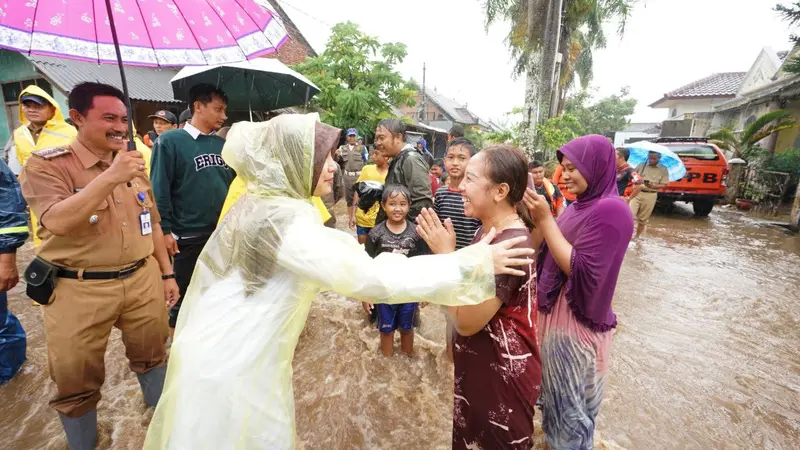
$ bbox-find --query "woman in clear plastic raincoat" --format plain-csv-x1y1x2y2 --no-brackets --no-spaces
144,114,532,449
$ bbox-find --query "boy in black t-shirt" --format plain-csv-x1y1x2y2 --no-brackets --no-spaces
364,185,428,356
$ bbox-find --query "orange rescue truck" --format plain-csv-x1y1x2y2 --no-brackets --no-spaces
653,137,729,217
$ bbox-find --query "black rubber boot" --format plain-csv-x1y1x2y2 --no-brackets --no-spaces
58,409,97,450
136,364,167,407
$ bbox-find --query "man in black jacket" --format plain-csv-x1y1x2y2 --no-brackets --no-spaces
374,118,432,224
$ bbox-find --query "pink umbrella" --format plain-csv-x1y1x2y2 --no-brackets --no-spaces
0,0,290,147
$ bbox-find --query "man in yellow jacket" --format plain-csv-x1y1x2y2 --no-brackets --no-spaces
12,85,76,247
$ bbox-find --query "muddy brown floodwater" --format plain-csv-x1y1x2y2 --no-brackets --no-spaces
2,203,799,449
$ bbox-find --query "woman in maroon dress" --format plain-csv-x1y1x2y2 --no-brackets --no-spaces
417,144,541,449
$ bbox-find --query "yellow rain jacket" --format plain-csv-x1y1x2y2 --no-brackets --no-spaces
14,85,76,247
130,124,152,175
145,114,496,449
220,178,331,224
13,85,76,166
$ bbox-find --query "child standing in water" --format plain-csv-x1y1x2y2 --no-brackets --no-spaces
365,185,428,356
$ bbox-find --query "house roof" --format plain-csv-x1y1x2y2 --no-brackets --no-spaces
620,122,661,133
28,55,182,103
425,88,479,125
264,0,317,58
650,72,746,107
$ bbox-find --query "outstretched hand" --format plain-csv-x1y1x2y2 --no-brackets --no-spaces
483,228,534,277
416,208,456,254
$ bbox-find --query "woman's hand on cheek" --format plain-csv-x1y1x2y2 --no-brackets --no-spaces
523,188,553,223
416,208,456,254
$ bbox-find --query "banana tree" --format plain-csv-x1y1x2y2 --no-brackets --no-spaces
708,110,798,161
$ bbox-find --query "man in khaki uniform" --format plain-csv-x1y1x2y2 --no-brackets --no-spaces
334,128,367,227
19,82,179,450
630,151,670,240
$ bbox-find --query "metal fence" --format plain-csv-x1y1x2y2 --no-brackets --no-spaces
740,168,794,214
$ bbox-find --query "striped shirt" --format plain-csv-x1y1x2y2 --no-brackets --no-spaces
434,185,482,250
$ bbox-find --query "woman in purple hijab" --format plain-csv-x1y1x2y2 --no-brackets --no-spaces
523,135,633,450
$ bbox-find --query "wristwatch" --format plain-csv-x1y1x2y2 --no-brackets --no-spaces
162,273,176,280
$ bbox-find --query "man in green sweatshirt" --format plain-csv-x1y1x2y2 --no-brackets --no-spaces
150,84,234,335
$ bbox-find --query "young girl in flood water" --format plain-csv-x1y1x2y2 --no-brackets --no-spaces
418,144,542,449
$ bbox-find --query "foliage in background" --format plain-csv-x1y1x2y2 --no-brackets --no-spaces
556,0,634,114
483,88,634,158
775,2,800,74
708,110,798,160
537,114,583,154
293,22,417,136
564,87,636,135
762,148,800,177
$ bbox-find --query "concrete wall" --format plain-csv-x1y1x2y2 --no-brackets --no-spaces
774,100,800,153
0,50,68,146
670,99,729,118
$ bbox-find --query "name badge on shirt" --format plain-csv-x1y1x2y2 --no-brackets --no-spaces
140,211,153,236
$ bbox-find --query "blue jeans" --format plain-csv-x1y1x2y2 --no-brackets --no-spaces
0,291,26,384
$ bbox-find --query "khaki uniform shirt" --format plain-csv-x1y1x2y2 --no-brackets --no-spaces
19,139,161,270
337,144,365,174
636,163,669,193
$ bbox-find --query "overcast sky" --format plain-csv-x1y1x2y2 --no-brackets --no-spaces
272,0,797,124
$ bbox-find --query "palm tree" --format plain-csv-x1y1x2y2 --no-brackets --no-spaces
555,0,632,115
485,0,549,152
708,110,798,160
485,0,633,151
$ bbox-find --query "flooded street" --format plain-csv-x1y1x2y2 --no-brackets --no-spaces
2,203,799,449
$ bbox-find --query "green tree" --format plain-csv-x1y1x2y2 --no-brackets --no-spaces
564,87,636,135
555,0,633,115
537,113,583,155
708,110,798,160
775,2,800,74
293,22,417,135
484,0,634,152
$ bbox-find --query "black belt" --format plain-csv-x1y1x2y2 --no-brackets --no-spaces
57,259,147,280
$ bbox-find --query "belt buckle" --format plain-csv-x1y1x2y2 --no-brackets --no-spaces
118,264,138,279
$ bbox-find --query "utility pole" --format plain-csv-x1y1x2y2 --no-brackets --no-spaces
420,62,428,123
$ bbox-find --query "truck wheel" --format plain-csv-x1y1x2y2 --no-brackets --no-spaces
693,199,715,217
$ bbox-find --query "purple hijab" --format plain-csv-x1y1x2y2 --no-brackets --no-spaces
536,135,634,332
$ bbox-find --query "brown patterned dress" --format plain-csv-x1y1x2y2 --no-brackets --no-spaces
452,228,541,449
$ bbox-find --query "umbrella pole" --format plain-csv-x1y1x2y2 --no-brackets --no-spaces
249,75,254,122
104,0,136,152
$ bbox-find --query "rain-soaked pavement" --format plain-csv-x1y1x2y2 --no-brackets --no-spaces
1,202,799,449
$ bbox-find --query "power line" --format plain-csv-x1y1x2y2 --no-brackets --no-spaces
273,0,332,28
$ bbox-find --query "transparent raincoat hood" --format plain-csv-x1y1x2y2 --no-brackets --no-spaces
145,114,497,449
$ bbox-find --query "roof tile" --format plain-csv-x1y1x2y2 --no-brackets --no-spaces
665,72,746,98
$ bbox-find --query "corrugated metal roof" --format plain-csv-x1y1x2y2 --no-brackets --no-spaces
28,55,182,103
665,72,746,98
425,88,478,124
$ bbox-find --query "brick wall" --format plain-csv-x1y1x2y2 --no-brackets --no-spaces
265,0,316,67
266,39,312,66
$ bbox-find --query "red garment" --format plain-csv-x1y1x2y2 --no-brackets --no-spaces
429,174,439,195
616,163,643,198
453,228,542,449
